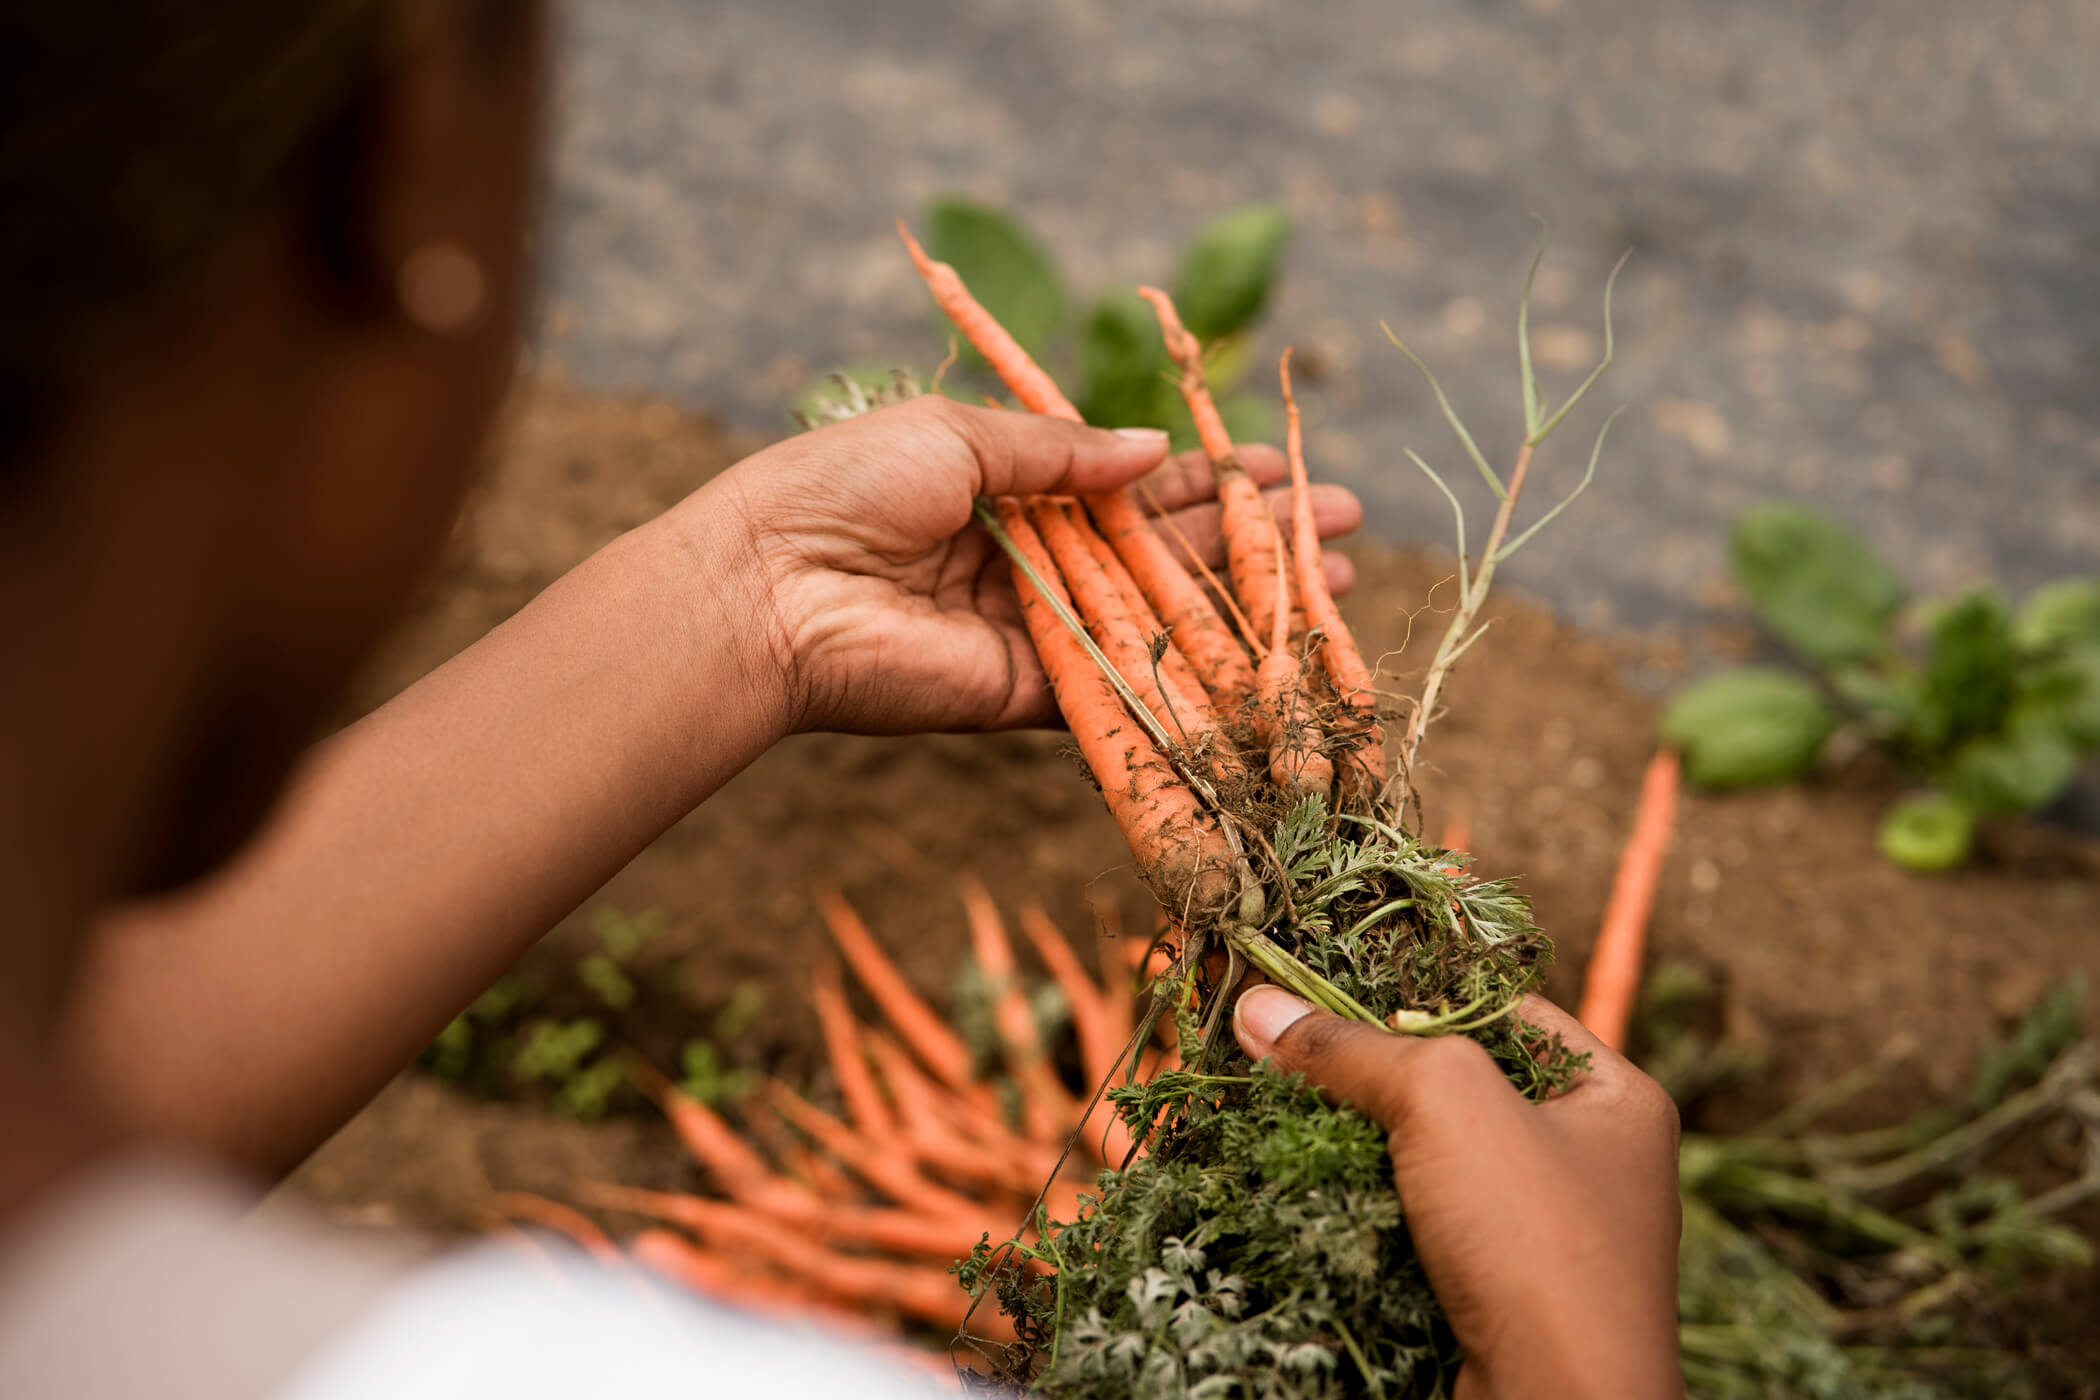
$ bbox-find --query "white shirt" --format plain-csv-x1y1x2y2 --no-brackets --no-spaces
0,1156,943,1400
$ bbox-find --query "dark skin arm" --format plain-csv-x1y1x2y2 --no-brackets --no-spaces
1235,986,1686,1399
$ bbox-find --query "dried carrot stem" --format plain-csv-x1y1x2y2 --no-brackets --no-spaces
1576,750,1682,1050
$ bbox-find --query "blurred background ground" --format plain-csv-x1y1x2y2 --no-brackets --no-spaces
540,0,2100,636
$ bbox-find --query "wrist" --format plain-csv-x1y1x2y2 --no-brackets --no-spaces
626,480,800,774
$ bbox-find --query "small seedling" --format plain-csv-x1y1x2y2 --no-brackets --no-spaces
1663,503,2100,869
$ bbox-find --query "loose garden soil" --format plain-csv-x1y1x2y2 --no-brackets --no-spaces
279,379,2100,1387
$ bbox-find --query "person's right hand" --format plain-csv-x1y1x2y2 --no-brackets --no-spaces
1234,987,1684,1400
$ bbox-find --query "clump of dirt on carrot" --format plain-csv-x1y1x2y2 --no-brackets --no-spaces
889,222,1629,1395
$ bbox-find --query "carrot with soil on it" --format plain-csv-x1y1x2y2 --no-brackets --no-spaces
897,224,1258,710
1576,748,1682,1051
1251,537,1334,802
1137,285,1290,648
1281,348,1386,786
989,505,1241,919
1071,507,1215,724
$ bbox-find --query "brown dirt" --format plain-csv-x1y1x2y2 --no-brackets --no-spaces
283,379,2100,1377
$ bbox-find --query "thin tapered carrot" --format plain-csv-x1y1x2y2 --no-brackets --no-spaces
810,959,899,1143
958,873,1081,1145
999,505,1240,919
1577,749,1682,1051
1071,504,1214,723
591,1183,994,1265
1018,903,1118,1091
1135,480,1268,660
1138,285,1289,648
626,1228,901,1342
1281,348,1386,788
486,1192,624,1266
865,1032,1058,1188
766,1079,985,1221
897,224,1256,708
628,1058,811,1215
1252,540,1335,802
900,223,1078,420
816,887,983,1104
1029,498,1224,759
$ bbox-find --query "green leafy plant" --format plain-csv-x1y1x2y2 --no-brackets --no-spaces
823,196,1291,448
1663,503,2100,869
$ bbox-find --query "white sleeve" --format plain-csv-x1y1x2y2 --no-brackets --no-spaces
276,1240,955,1400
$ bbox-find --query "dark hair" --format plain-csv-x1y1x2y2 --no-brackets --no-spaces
0,2,518,470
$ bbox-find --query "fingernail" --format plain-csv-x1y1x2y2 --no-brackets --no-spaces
1234,986,1314,1056
1112,426,1169,443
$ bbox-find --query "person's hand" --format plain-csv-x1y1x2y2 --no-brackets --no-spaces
697,395,1364,735
1234,987,1684,1400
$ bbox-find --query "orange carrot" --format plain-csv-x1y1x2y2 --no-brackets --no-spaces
897,224,1256,710
628,1058,813,1216
1138,285,1289,648
593,1184,995,1266
1018,903,1119,1091
810,959,899,1143
1072,506,1213,723
1028,498,1225,760
1576,749,1682,1050
627,1228,901,1343
1280,348,1386,788
1437,807,1473,857
1252,540,1334,802
486,1192,625,1265
865,1032,1058,1188
999,506,1240,920
766,1080,985,1221
958,873,1081,1144
817,887,984,1104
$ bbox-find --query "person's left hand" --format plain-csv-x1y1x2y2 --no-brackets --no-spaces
689,395,1365,736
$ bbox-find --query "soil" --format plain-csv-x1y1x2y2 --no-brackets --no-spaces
283,379,2100,1384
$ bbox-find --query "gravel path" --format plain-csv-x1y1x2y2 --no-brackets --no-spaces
541,0,2099,636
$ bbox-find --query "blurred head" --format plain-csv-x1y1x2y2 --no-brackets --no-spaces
0,2,547,914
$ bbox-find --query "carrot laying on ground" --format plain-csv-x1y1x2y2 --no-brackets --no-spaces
1137,285,1290,649
899,225,1259,710
1576,748,1682,1050
627,1059,814,1218
1018,902,1119,1091
958,872,1081,1144
1280,348,1387,786
810,959,899,1143
593,1183,996,1266
765,1079,986,1221
817,886,984,1103
864,1031,1058,1191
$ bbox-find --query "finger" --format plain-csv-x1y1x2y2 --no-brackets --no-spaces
1520,993,1681,1156
1138,443,1289,513
907,398,1171,497
1233,987,1522,1137
1323,552,1356,598
1154,486,1363,571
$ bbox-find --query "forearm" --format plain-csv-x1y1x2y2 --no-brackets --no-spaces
60,492,786,1177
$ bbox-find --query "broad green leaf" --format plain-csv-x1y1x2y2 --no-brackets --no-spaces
1945,713,2079,816
1729,503,1904,667
1876,793,1976,872
1661,667,1836,788
1077,290,1174,428
2013,644,2100,750
1920,589,2016,748
2014,578,2100,654
1830,664,1931,740
922,197,1065,363
1174,204,1292,341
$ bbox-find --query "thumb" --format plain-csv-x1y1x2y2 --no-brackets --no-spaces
1233,986,1515,1135
924,398,1172,496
